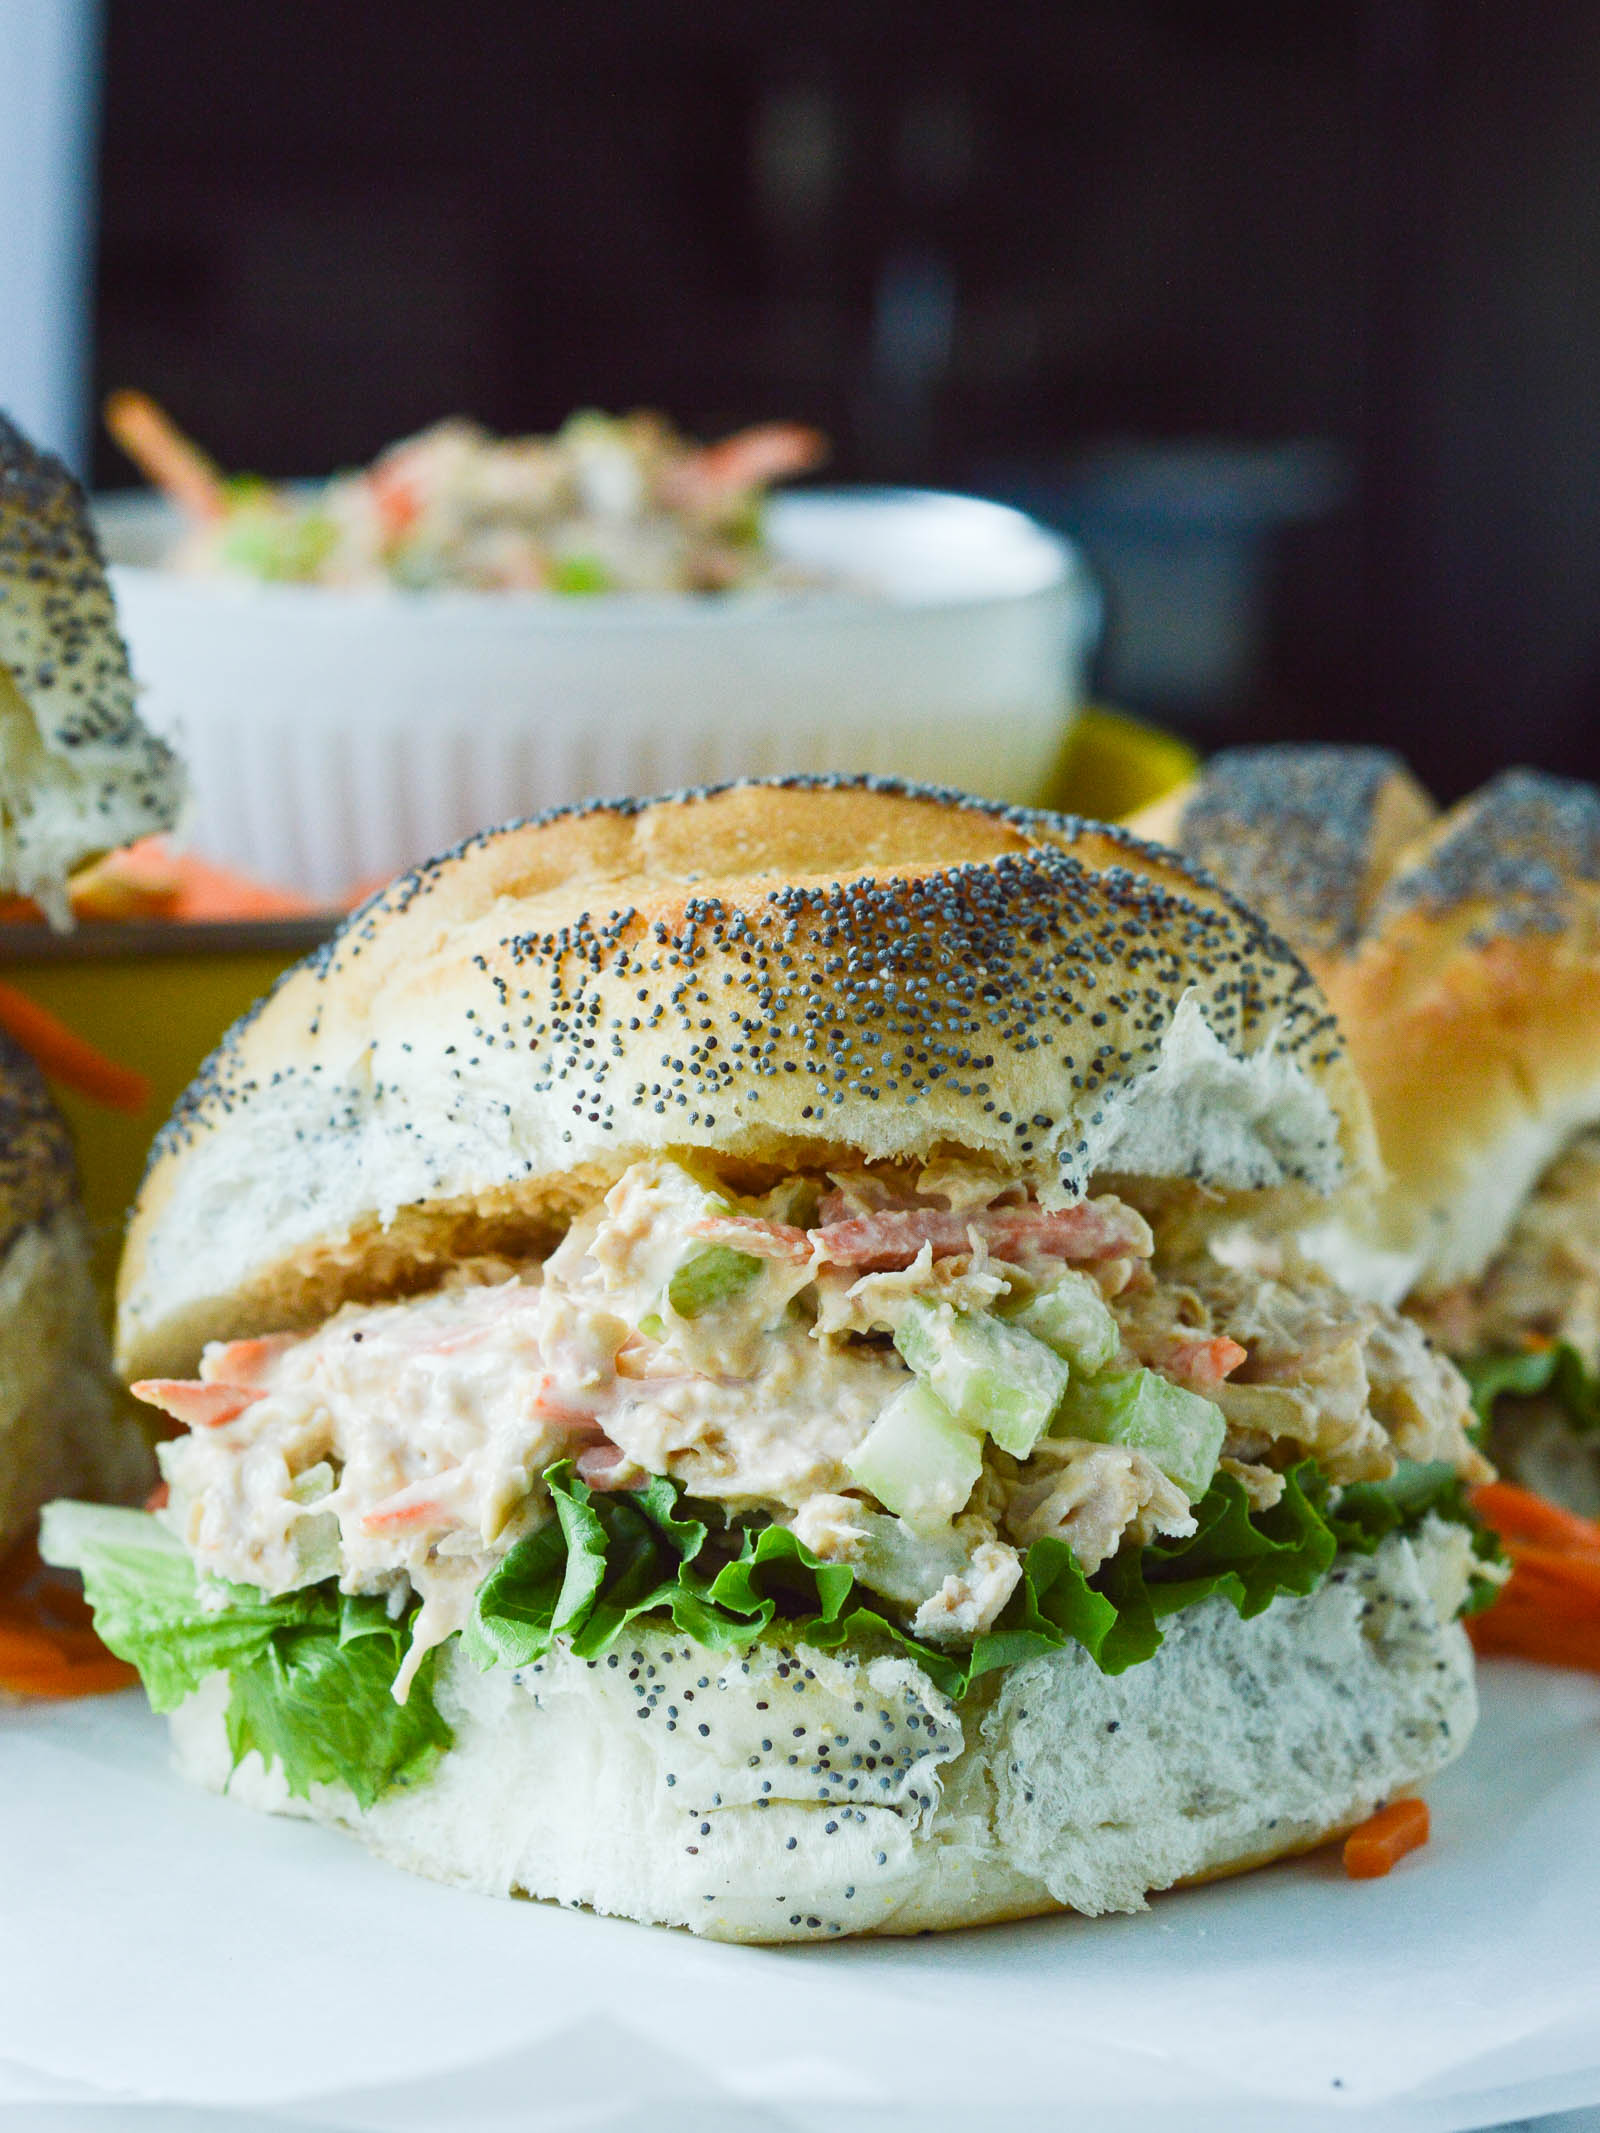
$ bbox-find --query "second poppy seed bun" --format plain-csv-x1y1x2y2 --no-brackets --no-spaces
1135,748,1600,1304
118,775,1374,1379
0,415,185,920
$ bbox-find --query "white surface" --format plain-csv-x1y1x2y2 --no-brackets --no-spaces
0,0,99,470
2,1658,1599,2131
93,489,1097,900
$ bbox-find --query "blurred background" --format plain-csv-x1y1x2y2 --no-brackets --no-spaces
7,0,1600,797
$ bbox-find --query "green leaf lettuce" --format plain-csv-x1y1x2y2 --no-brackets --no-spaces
1461,1343,1600,1440
40,1504,450,1810
466,1456,1491,1701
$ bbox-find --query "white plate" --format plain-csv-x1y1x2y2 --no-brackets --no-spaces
3,1659,1598,2131
94,489,1099,902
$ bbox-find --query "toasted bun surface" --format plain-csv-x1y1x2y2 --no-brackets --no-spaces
168,1522,1475,1942
0,415,185,920
118,776,1370,1377
0,1031,150,1547
1146,750,1600,1300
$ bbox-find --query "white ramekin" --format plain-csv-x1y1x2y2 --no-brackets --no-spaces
96,487,1098,902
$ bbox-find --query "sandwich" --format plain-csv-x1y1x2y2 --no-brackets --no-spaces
1,413,185,924
44,777,1492,1939
1136,746,1600,1513
0,1025,150,1553
0,412,186,1550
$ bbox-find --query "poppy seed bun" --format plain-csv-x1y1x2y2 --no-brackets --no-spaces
166,1519,1476,1942
1131,745,1438,958
0,1030,150,1550
0,1025,79,1255
1136,750,1600,1302
117,776,1373,1378
0,415,185,922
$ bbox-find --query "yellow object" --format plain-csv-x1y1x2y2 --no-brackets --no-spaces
1,708,1195,1300
1045,703,1198,822
1,923,326,1298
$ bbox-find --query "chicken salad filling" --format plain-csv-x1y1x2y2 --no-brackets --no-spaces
132,1154,1490,1699
1411,1127,1600,1371
1410,1126,1600,1506
120,402,833,595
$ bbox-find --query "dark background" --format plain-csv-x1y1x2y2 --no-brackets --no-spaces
90,0,1600,795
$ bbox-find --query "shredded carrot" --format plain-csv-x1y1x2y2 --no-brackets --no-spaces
0,1538,40,1598
1499,1544,1600,1613
0,1538,138,1701
104,390,227,522
1466,1482,1600,1672
3,1656,139,1699
0,981,150,1113
0,839,325,926
110,841,322,921
1471,1597,1600,1671
667,422,828,503
131,1377,262,1430
1343,1797,1430,1879
66,848,185,922
1471,1481,1600,1557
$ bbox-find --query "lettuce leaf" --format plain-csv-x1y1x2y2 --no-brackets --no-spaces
468,1456,1490,1700
1461,1343,1600,1438
1325,1459,1505,1612
42,1504,450,1810
223,1594,451,1810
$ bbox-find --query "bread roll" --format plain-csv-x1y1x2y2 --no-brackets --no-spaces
0,413,185,922
0,1029,149,1551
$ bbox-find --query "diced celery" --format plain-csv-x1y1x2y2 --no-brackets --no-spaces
549,552,612,595
1054,1368,1226,1501
666,1243,763,1319
848,1383,985,1530
287,1461,335,1505
291,1511,342,1582
848,1508,970,1608
1007,1271,1120,1373
894,1300,1070,1458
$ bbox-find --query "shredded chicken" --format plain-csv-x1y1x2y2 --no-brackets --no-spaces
1001,1440,1196,1568
787,1492,870,1560
1116,1256,1487,1486
1218,1456,1286,1510
911,1542,1023,1642
809,1241,1012,1339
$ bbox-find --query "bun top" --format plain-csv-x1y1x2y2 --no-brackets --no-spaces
1143,748,1600,1301
0,414,185,921
0,1028,79,1258
1132,745,1438,956
118,776,1370,1376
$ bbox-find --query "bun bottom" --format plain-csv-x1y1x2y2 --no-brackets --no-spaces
170,1523,1477,1943
0,1209,151,1555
